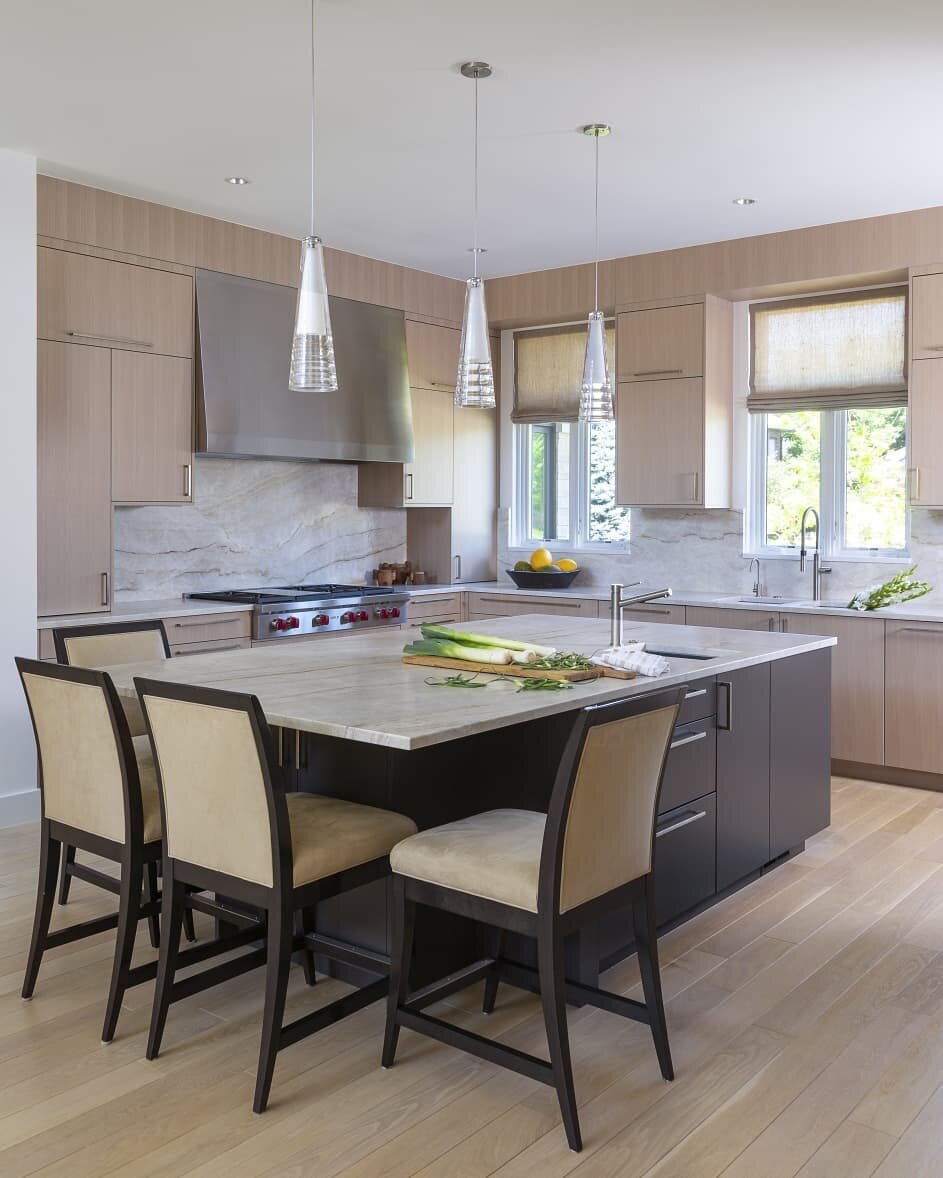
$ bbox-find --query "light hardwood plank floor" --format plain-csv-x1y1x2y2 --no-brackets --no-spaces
1,778,942,1176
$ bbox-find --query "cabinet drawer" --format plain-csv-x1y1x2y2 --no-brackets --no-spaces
170,636,251,656
603,601,686,624
407,593,464,620
466,592,597,618
659,718,716,814
38,630,56,661
403,613,463,633
161,612,252,645
654,793,717,926
678,679,716,724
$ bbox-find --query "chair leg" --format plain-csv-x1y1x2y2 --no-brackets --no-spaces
482,926,505,1014
537,925,582,1153
144,860,161,950
253,903,293,1114
22,822,61,1000
146,863,186,1061
57,843,76,905
182,894,197,944
300,905,317,987
101,854,144,1044
632,878,673,1082
381,874,415,1069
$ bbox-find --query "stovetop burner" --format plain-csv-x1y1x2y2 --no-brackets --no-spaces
185,583,397,605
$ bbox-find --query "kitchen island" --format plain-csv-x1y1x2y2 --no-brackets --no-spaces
108,615,834,985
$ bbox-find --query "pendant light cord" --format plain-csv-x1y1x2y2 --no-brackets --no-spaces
593,131,600,313
310,0,316,237
473,73,480,279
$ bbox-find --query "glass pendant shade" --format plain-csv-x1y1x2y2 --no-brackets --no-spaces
455,277,495,408
290,235,337,392
579,310,614,421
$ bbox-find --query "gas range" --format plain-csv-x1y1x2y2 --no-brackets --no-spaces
185,584,409,641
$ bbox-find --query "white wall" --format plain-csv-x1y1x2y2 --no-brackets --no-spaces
0,151,38,827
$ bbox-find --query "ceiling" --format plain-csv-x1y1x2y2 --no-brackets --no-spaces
3,0,943,279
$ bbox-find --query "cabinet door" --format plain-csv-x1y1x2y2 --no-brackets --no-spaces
38,248,193,358
911,273,943,360
617,303,704,382
908,360,943,507
716,663,771,890
780,612,883,765
686,606,780,632
451,405,496,582
405,320,461,391
112,352,193,504
885,622,943,773
38,341,112,616
603,601,686,624
616,378,703,506
405,387,453,505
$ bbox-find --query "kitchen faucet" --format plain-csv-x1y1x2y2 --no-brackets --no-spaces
749,557,761,598
799,507,831,601
610,583,673,646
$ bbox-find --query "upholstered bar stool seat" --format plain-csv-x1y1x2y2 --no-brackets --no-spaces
287,794,416,888
390,809,545,912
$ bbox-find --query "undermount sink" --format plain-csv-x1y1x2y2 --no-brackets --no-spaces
720,595,795,606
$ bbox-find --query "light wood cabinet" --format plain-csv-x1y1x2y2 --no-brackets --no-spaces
405,320,461,390
406,388,454,505
38,342,113,616
111,352,193,504
615,296,731,509
38,247,193,358
616,301,704,382
908,359,943,507
780,612,883,765
686,606,780,632
911,272,943,360
603,601,686,624
161,611,252,646
406,592,465,621
465,592,598,619
885,621,943,773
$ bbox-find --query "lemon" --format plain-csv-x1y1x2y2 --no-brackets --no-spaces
513,560,532,572
530,547,553,570
557,558,578,573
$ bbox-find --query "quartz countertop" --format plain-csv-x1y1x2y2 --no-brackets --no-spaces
106,614,834,751
36,599,253,630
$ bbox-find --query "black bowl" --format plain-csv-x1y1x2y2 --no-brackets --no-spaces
506,568,580,590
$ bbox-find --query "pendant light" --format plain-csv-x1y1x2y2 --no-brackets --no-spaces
289,0,337,393
455,61,495,409
578,123,613,422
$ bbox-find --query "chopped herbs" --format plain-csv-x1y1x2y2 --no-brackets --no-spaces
528,652,595,671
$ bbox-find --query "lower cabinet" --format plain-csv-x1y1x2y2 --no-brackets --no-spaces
654,793,717,926
686,605,780,632
885,621,943,773
716,663,771,891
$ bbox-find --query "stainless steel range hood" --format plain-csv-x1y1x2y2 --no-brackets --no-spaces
195,268,414,463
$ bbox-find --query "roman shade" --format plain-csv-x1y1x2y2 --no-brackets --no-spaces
513,323,615,423
749,287,907,413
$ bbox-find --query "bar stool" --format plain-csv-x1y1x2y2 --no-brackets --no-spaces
16,658,171,1043
52,620,194,943
135,676,418,1113
382,686,686,1153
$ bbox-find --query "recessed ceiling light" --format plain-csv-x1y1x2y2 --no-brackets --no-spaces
225,176,251,185
732,197,756,206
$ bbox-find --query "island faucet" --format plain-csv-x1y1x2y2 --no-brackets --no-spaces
610,584,673,647
799,506,832,601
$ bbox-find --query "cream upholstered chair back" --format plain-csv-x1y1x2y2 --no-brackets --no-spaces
16,658,140,846
136,679,286,889
543,688,685,916
54,622,170,737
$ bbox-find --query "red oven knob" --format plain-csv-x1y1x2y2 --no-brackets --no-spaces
271,617,287,631
377,608,390,619
390,607,401,618
286,616,300,629
313,614,330,626
357,610,369,621
340,611,353,623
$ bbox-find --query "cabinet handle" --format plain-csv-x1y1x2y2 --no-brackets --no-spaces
173,617,240,629
405,472,414,501
411,597,456,607
429,381,457,390
410,617,457,627
898,627,943,636
633,368,683,377
669,729,708,750
623,606,671,615
656,808,707,838
781,618,789,632
173,643,243,656
683,687,707,700
923,345,943,351
909,467,921,503
768,617,776,631
67,330,153,348
454,554,462,581
689,472,700,502
100,572,109,607
717,680,733,731
183,463,192,497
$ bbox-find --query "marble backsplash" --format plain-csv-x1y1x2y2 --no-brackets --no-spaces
498,507,943,606
114,458,406,601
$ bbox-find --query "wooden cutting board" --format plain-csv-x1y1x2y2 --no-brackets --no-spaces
402,654,635,681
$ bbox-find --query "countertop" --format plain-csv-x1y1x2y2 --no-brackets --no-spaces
106,614,834,751
36,598,253,630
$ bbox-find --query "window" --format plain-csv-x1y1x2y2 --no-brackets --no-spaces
748,288,908,558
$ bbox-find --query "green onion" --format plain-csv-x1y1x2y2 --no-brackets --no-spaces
425,674,489,688
419,624,555,658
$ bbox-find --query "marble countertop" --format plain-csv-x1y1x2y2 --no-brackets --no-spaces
106,614,834,751
36,599,253,630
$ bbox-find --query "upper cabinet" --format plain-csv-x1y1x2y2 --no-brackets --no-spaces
615,295,732,508
111,352,194,504
908,267,943,507
405,319,461,390
911,272,943,360
38,248,193,358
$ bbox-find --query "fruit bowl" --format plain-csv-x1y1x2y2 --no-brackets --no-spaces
506,568,580,590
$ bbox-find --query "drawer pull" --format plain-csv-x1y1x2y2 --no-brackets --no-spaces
412,597,456,606
923,344,943,351
173,617,241,629
623,606,671,616
67,330,153,348
717,680,733,731
656,809,707,838
183,463,192,497
898,627,943,635
670,729,708,751
633,368,683,377
684,688,708,700
479,595,583,609
173,643,243,655
410,618,457,627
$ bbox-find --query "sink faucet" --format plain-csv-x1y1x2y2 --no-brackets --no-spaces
610,584,673,647
749,557,761,598
799,507,832,601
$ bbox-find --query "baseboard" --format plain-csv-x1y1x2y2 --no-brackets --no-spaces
832,759,943,792
0,788,40,828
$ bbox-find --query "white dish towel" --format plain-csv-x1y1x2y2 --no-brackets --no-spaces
593,643,672,678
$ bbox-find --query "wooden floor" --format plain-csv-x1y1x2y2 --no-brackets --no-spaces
2,778,943,1176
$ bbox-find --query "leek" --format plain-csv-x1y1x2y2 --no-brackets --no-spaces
419,623,556,658
403,639,512,665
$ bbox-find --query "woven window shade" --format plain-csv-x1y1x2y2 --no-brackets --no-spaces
512,323,615,423
749,288,907,413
